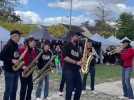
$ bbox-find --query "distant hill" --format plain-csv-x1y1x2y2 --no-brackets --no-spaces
0,21,38,36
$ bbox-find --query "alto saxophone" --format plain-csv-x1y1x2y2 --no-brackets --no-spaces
12,48,28,71
81,38,93,74
22,49,43,78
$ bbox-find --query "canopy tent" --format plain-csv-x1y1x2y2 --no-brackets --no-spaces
0,27,10,41
131,41,134,47
121,37,131,42
90,33,105,43
105,35,121,46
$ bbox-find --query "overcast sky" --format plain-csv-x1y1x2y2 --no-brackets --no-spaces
15,0,134,25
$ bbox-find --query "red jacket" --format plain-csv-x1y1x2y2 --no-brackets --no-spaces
120,48,134,68
19,47,37,66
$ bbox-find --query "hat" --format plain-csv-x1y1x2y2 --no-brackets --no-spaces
44,40,51,45
122,39,131,44
10,30,21,35
70,32,83,37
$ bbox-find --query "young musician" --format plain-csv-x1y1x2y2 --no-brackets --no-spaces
119,39,134,99
36,40,52,100
82,40,97,93
63,33,83,100
0,30,21,100
19,37,37,100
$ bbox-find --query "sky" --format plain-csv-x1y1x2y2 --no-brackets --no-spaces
15,0,134,25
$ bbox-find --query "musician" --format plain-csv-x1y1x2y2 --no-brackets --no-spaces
36,40,52,100
82,40,97,93
63,32,83,100
119,39,134,99
0,30,21,100
19,37,37,100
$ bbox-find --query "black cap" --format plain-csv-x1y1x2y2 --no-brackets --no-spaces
122,39,131,44
44,40,51,45
10,30,21,35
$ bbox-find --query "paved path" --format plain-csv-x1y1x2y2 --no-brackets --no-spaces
1,74,132,100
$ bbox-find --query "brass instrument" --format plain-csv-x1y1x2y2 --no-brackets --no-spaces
22,49,43,78
12,48,28,71
107,46,123,55
81,38,93,74
33,55,56,83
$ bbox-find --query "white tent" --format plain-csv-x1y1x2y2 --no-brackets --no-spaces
121,37,131,42
90,33,105,43
131,41,134,47
105,35,121,45
0,27,10,41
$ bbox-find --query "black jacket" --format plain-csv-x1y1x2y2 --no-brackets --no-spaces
0,39,19,73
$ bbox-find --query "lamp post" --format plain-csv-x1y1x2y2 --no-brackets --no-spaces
69,0,72,32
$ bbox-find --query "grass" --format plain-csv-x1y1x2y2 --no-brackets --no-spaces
0,21,37,36
51,64,134,84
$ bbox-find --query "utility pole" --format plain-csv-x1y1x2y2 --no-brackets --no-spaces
69,0,72,32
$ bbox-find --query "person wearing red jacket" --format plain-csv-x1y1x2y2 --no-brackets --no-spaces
19,37,37,100
119,39,134,100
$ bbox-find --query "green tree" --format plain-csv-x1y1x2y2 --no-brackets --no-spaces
117,12,134,40
48,24,69,38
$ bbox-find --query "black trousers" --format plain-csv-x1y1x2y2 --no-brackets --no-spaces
20,74,33,100
59,69,66,92
83,66,95,91
64,69,82,100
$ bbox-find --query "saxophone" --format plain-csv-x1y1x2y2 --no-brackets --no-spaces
12,48,28,71
33,54,56,83
81,38,93,74
22,49,43,78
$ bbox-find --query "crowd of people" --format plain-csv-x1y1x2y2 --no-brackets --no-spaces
0,30,134,100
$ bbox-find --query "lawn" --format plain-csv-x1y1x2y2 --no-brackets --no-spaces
51,64,134,84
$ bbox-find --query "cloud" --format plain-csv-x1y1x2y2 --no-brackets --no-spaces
48,0,134,16
15,11,42,24
19,0,29,5
115,4,134,14
43,15,95,26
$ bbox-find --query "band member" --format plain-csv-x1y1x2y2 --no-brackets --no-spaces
119,39,134,99
36,40,52,100
58,49,66,96
82,40,97,93
0,30,21,100
63,33,83,100
19,37,37,100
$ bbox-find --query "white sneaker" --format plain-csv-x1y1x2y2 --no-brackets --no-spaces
91,90,98,94
82,90,86,95
118,96,128,99
36,98,42,100
72,91,75,95
59,91,64,96
44,97,51,100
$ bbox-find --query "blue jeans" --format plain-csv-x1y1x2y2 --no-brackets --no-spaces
3,71,19,100
36,75,49,98
64,69,82,100
122,67,134,99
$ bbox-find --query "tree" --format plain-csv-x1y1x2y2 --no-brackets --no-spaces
48,24,69,38
117,12,134,40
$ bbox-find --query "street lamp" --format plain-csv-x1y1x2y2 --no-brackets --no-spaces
69,0,72,32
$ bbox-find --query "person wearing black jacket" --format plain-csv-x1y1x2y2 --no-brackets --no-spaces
63,33,83,100
0,30,21,100
82,40,97,93
36,40,52,100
